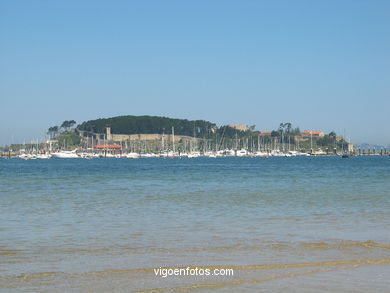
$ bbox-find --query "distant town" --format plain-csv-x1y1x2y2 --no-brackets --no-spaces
1,115,389,159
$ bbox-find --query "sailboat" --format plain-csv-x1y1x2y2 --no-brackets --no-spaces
341,131,353,158
341,153,353,158
51,150,79,158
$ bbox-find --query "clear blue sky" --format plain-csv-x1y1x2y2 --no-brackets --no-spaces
1,0,389,146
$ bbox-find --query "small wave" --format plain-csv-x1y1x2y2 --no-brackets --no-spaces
135,268,333,293
3,257,390,291
0,249,25,256
301,240,390,250
135,258,390,292
17,272,58,281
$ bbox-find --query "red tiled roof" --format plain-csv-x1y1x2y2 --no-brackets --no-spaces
302,131,322,135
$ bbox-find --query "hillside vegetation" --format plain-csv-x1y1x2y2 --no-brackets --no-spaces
77,115,218,137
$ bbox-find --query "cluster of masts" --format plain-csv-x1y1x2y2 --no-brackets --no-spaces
11,146,389,159
4,129,389,159
15,148,337,159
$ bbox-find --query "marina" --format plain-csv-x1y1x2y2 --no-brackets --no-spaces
1,146,389,160
1,1,389,291
2,118,388,160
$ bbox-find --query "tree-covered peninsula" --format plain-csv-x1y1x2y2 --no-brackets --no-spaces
77,115,218,138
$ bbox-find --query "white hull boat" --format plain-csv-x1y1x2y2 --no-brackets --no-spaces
51,151,79,158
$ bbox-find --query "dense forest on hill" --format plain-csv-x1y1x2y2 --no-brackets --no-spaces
77,115,220,137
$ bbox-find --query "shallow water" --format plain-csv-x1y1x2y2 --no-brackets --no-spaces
1,156,389,292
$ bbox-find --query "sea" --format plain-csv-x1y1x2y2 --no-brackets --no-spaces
1,156,389,292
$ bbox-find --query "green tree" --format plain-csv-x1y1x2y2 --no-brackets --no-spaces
285,123,292,133
68,120,76,129
60,120,76,132
291,127,301,135
317,135,334,146
47,126,59,139
58,132,81,147
60,121,69,132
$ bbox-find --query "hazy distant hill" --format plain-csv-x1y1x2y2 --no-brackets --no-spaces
77,115,218,137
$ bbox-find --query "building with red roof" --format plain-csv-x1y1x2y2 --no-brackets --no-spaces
259,131,272,136
302,130,325,137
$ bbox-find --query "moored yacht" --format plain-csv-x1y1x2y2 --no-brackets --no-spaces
36,153,51,159
126,152,140,159
51,150,79,158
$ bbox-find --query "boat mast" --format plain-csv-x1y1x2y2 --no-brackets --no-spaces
288,136,290,151
310,132,313,153
172,126,175,154
162,128,165,152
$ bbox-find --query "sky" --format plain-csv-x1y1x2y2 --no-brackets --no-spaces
0,0,389,146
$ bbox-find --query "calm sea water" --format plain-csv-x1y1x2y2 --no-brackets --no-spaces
1,157,390,292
